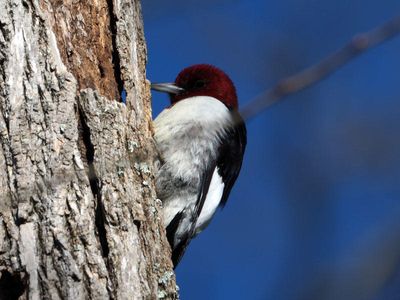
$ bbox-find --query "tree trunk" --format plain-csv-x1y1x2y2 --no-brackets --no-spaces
0,0,177,299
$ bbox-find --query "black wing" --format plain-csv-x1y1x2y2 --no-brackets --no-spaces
218,111,247,206
167,161,216,268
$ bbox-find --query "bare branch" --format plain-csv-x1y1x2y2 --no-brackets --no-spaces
241,15,400,120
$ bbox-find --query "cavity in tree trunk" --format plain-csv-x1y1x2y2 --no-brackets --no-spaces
0,0,177,299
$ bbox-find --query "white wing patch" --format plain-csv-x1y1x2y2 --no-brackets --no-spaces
195,168,224,234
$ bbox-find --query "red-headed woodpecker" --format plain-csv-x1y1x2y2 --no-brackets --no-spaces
151,64,247,267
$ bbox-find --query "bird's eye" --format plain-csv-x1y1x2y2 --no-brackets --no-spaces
193,80,206,89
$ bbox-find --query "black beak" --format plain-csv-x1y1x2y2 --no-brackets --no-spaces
151,82,184,95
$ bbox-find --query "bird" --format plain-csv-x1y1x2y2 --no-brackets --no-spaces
151,64,246,267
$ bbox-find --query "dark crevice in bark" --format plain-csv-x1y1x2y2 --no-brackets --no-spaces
77,109,97,202
133,220,141,231
99,64,106,78
0,270,27,300
106,0,124,102
78,108,109,258
95,198,109,258
14,215,25,227
2,107,10,134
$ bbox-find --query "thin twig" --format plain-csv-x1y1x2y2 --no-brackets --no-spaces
241,15,400,120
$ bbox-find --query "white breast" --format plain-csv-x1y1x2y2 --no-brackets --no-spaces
154,96,232,180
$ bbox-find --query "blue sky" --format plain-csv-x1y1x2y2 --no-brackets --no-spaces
142,1,400,299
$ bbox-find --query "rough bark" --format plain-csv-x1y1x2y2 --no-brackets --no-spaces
0,0,177,299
